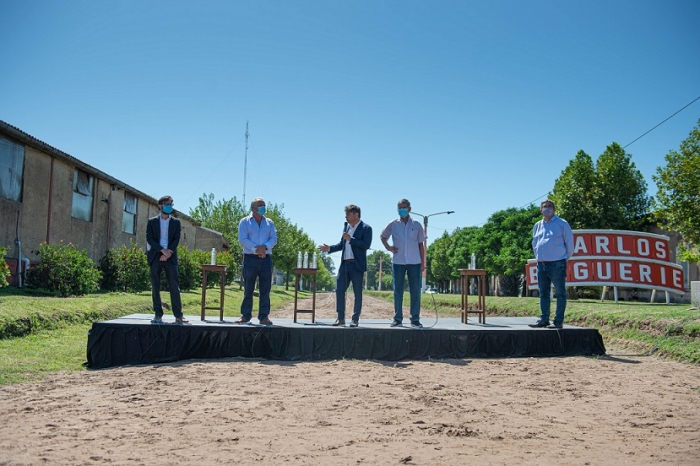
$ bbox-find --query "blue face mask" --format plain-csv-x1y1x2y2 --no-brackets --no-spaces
162,204,173,214
398,208,409,218
542,207,554,217
257,206,266,215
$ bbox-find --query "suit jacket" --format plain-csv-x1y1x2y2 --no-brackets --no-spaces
329,220,372,272
146,215,181,266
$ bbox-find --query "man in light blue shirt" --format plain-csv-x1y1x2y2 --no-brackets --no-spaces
381,199,426,328
530,199,574,329
237,197,277,325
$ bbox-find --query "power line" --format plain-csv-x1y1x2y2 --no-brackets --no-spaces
624,94,700,148
516,94,700,220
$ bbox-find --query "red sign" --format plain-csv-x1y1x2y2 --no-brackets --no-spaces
526,230,685,294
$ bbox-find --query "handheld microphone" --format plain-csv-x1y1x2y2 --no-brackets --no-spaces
344,221,348,232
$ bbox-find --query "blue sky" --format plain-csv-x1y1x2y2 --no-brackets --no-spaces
2,1,699,260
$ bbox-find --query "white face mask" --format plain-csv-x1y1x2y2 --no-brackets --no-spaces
542,207,554,217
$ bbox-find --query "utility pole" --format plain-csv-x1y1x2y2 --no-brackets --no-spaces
239,121,250,291
378,252,384,291
412,210,455,291
243,121,249,207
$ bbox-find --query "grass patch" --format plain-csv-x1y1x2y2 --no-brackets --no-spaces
0,323,92,385
0,285,304,339
367,290,700,364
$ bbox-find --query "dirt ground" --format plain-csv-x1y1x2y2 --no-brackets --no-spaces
1,295,699,465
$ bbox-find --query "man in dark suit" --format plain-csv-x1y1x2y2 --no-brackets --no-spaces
146,195,185,324
319,204,372,327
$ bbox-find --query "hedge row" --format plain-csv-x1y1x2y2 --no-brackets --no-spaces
18,242,240,297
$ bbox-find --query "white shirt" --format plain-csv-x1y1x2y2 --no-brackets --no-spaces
381,216,425,265
159,215,171,249
343,222,358,260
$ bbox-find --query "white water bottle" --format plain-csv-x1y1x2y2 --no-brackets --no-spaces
211,248,216,265
297,251,302,268
303,252,309,269
312,252,317,269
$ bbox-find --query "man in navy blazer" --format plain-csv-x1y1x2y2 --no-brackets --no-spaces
146,195,185,324
319,204,372,327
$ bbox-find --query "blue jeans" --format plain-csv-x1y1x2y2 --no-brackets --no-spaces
393,263,422,322
537,259,568,325
336,261,364,322
241,255,272,320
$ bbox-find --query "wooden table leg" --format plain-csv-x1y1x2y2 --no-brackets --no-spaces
201,270,208,321
219,270,225,321
293,273,300,323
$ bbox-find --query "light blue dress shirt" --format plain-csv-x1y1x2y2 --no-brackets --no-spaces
238,214,277,255
532,215,574,261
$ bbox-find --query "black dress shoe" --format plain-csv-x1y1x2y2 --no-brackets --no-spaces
349,320,359,327
332,319,345,326
528,319,550,328
548,322,563,329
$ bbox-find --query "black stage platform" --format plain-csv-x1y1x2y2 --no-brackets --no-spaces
86,315,606,369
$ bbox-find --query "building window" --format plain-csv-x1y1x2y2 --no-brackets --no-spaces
123,192,137,234
72,169,94,221
0,136,25,202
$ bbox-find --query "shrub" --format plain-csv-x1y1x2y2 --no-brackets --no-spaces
0,247,10,288
499,274,522,297
99,248,119,291
216,250,240,285
99,241,150,292
157,246,239,291
173,245,201,291
27,241,101,297
197,249,238,288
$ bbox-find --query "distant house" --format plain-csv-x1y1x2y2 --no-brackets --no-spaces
0,120,228,284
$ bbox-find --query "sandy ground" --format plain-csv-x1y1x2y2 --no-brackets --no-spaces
1,294,699,465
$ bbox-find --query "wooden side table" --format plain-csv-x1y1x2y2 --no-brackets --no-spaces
293,267,317,323
201,264,227,321
459,269,487,324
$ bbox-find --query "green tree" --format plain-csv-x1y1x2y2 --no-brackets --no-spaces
426,231,453,289
447,226,479,275
594,142,650,230
551,143,650,230
319,252,335,276
653,119,700,262
472,206,541,277
551,150,597,229
315,260,334,290
189,193,246,258
366,250,391,290
265,204,315,290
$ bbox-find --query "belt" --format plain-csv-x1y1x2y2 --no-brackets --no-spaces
245,253,265,258
343,259,355,262
537,259,565,264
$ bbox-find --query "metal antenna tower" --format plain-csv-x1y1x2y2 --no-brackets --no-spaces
243,121,249,206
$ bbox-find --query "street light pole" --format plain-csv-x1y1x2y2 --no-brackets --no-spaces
411,210,455,292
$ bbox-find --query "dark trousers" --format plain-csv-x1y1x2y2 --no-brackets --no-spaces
241,255,272,320
150,258,182,318
336,260,364,322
